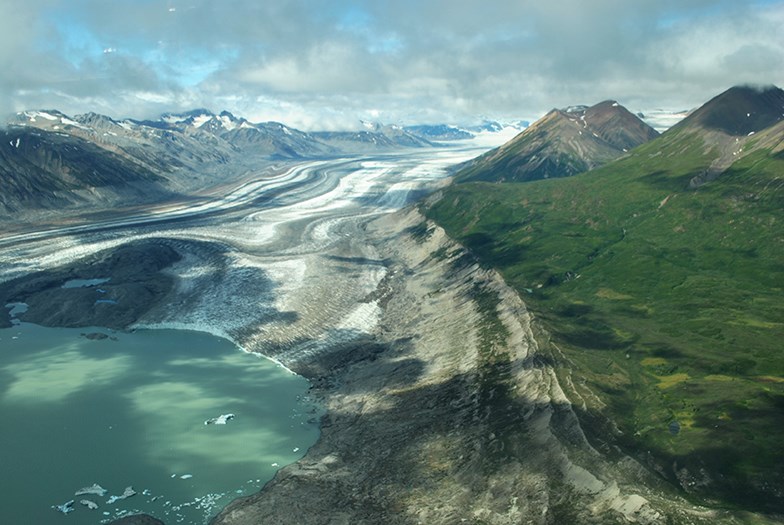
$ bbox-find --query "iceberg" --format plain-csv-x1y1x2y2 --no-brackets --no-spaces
204,413,235,425
75,483,108,496
52,499,75,514
80,499,99,510
106,486,137,504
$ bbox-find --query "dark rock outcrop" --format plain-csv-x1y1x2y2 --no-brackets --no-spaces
0,240,180,329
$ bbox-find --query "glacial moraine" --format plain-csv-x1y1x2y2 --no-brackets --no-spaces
0,144,499,525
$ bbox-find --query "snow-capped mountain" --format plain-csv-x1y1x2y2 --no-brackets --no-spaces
312,120,433,151
1,109,491,218
403,124,474,141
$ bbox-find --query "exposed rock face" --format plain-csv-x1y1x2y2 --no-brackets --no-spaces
0,127,170,214
209,208,713,525
0,240,180,329
456,100,658,183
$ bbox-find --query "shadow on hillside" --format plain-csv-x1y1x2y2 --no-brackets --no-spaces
214,326,784,524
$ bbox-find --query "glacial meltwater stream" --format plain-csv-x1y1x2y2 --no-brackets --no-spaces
0,323,320,524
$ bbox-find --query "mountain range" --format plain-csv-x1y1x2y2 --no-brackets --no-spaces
0,109,481,219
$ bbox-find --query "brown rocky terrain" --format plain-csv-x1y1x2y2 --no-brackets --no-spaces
456,100,659,183
208,207,750,525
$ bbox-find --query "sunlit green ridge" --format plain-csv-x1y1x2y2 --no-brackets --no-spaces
424,85,784,514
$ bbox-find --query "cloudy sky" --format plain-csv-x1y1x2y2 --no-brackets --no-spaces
1,0,782,129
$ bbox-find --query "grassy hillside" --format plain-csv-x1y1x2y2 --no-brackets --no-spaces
423,126,784,513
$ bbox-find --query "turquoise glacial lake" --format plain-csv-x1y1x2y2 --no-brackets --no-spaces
0,323,320,524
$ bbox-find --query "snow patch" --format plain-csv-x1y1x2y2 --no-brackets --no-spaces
25,110,58,122
337,300,382,333
163,115,188,124
192,114,212,128
219,115,237,131
60,116,90,130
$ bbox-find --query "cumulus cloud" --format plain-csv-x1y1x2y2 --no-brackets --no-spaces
1,0,782,128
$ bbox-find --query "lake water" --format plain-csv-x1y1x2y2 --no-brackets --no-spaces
0,323,320,524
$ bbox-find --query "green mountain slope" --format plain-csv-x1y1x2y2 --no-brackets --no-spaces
456,100,659,183
424,86,784,514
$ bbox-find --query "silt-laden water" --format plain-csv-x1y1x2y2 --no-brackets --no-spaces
0,323,320,524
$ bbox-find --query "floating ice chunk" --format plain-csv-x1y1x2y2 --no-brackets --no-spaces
52,500,75,514
293,447,300,452
204,413,235,425
75,483,108,496
5,302,28,317
106,486,136,504
180,474,193,479
80,499,99,510
271,462,279,467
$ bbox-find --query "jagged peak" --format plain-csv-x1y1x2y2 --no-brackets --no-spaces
74,112,118,125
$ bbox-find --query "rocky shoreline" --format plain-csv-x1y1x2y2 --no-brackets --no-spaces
1,207,762,525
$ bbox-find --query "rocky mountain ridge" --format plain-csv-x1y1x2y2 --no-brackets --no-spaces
0,109,454,220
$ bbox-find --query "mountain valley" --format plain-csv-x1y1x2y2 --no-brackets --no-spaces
1,86,782,525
